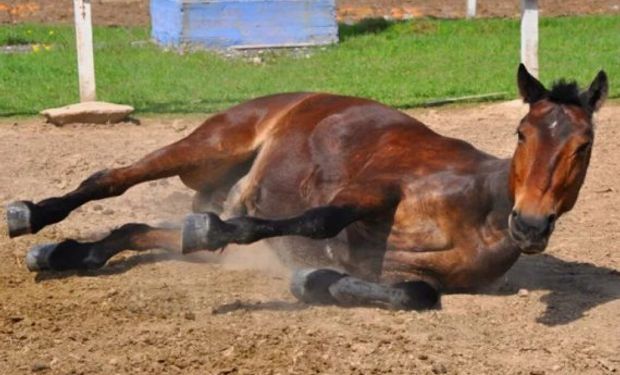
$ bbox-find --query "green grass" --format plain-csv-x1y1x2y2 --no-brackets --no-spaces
0,16,618,116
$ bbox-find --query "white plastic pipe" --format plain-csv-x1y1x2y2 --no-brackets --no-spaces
521,0,539,78
73,0,96,102
466,0,477,19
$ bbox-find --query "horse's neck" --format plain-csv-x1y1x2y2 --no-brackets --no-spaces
473,158,522,278
482,158,514,231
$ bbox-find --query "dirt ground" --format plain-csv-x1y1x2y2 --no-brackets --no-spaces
2,0,620,26
0,101,618,374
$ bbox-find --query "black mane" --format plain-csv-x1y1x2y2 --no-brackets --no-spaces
547,79,583,107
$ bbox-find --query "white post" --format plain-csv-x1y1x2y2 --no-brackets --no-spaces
520,0,539,78
73,0,96,102
466,0,477,19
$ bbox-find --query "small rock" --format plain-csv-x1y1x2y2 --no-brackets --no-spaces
102,208,115,215
432,363,448,374
184,312,196,321
222,346,235,357
31,361,50,372
172,121,187,132
109,358,119,366
418,354,429,361
9,316,24,323
518,288,529,297
551,365,562,372
54,179,68,189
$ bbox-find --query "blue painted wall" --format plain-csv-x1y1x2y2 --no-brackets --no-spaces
151,0,338,49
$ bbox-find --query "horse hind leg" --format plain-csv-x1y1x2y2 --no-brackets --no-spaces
6,116,260,238
25,222,181,272
6,150,186,238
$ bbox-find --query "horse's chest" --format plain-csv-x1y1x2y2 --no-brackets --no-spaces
387,214,452,252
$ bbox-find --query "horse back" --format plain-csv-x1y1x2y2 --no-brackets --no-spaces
231,92,492,217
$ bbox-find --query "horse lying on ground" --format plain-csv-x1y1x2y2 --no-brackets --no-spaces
6,64,608,310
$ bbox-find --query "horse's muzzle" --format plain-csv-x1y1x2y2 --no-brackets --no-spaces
508,210,555,254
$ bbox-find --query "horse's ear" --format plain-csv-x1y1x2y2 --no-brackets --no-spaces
581,70,608,113
517,63,547,104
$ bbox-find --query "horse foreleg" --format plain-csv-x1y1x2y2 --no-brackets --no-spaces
290,268,440,310
181,205,365,254
25,223,180,272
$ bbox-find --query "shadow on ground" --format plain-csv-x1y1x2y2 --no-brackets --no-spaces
482,253,620,326
34,249,619,326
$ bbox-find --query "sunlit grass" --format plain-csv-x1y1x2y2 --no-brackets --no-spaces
0,16,618,115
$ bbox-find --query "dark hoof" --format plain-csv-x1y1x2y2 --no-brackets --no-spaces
290,268,347,305
6,201,33,238
25,240,105,272
181,213,229,254
25,243,56,272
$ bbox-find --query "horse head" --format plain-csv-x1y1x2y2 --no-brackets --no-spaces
509,64,608,254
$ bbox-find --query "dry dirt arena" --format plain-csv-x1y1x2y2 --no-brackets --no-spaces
0,101,619,374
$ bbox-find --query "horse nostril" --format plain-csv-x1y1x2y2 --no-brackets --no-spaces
548,214,557,224
511,210,518,219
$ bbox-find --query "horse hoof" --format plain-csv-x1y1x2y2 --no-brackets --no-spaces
25,243,56,272
181,213,226,254
290,268,346,305
6,201,33,238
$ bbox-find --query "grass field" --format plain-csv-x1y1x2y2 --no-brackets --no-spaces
0,16,618,115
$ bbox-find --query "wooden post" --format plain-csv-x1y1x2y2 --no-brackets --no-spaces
520,0,539,78
466,0,477,19
73,0,96,102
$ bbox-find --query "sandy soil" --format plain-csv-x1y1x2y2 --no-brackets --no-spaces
2,0,619,26
0,101,618,374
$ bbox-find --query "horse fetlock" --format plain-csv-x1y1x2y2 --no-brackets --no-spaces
6,201,36,238
327,276,384,306
181,213,231,254
326,277,439,310
390,281,440,310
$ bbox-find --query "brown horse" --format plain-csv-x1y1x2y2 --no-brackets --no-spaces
6,64,608,309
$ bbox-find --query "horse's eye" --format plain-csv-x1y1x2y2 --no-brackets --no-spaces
517,130,525,143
